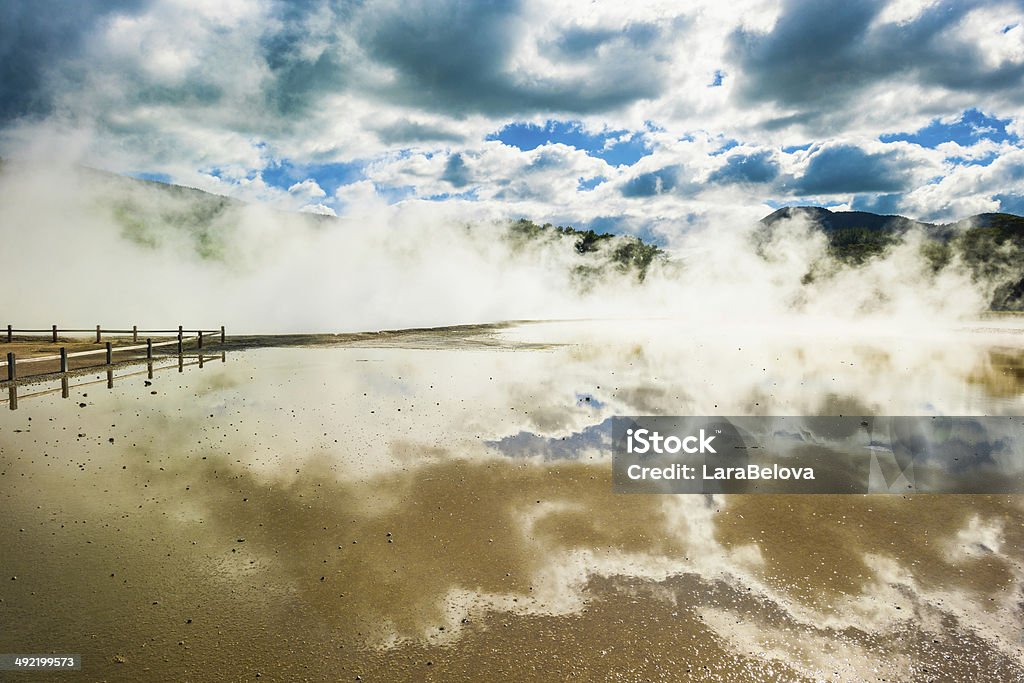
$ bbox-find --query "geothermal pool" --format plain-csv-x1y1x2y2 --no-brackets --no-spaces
1,321,1023,681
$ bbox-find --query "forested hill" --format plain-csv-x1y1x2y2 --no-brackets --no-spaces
761,206,1024,309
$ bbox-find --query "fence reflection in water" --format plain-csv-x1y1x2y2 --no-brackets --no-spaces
2,352,226,410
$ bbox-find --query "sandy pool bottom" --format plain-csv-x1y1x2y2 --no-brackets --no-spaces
2,329,1023,681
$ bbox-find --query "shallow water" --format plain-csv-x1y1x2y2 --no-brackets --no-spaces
1,322,1023,681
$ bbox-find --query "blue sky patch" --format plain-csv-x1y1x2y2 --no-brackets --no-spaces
881,108,1018,148
764,198,846,210
995,193,1024,215
423,189,479,202
944,151,1000,167
710,139,739,156
580,216,668,245
375,184,416,204
489,120,650,167
583,215,628,234
262,159,365,194
708,150,779,184
849,193,905,215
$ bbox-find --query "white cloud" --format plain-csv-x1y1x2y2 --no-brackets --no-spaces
0,0,1021,230
334,179,389,215
288,179,327,201
299,202,337,216
951,5,1024,69
865,147,1024,221
874,0,939,27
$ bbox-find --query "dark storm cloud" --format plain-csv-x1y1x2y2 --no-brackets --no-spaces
372,119,465,144
442,152,472,187
551,22,662,58
527,148,573,171
729,0,1024,121
707,150,780,184
258,1,360,116
792,144,919,194
0,0,146,123
131,82,225,109
729,0,881,108
261,45,349,117
849,192,906,215
238,1,675,123
621,165,685,197
358,0,668,116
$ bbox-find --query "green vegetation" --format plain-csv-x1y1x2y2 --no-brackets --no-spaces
919,240,952,272
509,218,665,282
763,207,1024,310
826,227,900,265
110,193,236,261
952,215,1024,310
36,163,1024,311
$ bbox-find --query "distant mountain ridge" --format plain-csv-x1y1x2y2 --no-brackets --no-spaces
0,160,666,285
763,206,932,232
761,205,1024,310
762,205,1024,237
4,158,1023,310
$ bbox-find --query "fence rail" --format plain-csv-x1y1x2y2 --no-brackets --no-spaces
2,324,225,382
5,324,224,344
3,352,226,410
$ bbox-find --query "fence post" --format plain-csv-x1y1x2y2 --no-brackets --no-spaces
96,325,101,343
133,325,138,343
198,330,203,349
6,352,14,381
177,330,183,354
52,324,58,343
6,325,11,343
105,342,112,365
60,347,67,373
146,338,152,359
221,326,225,344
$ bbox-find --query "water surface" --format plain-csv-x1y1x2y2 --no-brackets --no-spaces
2,321,1022,680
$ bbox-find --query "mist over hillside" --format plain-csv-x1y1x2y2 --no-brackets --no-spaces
1,161,1020,332
761,206,1024,310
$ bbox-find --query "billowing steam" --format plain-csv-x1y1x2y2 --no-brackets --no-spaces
0,160,1003,334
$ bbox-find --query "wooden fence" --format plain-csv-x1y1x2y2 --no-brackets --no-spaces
5,324,224,344
2,325,225,382
3,352,225,410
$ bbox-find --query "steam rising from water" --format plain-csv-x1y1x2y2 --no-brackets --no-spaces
0,161,997,333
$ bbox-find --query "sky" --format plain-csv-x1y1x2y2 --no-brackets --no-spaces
2,0,1024,239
